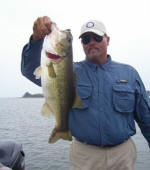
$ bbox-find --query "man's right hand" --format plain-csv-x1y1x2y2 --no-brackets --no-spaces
32,16,52,41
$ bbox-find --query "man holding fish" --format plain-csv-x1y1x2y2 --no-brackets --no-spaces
21,16,150,170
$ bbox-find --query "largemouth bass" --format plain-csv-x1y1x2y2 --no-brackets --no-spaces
34,23,82,143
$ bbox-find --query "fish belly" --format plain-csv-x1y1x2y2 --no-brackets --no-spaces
42,57,74,143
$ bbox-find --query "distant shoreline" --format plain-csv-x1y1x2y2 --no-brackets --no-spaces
22,92,44,98
22,91,150,98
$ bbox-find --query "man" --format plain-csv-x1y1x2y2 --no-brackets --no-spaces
21,16,150,170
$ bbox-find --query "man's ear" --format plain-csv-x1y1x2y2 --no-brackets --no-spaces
106,36,110,46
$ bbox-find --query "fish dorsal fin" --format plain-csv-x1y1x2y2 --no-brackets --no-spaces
33,66,42,79
72,91,83,108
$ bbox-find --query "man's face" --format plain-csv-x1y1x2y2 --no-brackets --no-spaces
81,32,110,63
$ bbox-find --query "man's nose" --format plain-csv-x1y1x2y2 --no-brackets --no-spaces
88,38,96,45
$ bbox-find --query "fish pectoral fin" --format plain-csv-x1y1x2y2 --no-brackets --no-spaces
47,62,56,78
41,102,54,117
33,66,42,79
72,91,83,108
48,128,72,143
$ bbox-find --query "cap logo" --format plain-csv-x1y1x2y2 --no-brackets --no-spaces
86,22,94,28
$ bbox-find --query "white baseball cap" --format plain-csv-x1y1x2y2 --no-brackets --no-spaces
79,20,107,38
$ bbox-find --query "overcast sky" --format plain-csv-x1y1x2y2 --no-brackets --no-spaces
0,0,150,97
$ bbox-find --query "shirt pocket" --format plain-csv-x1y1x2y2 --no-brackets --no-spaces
112,84,135,113
75,83,92,109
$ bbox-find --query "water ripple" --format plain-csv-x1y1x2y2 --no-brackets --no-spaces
0,98,149,170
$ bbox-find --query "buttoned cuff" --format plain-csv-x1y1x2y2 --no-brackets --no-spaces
25,35,44,51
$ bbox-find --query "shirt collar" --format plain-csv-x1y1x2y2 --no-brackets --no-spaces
84,55,112,71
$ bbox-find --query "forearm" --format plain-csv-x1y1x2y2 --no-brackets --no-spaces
134,72,150,148
135,97,150,148
21,36,44,86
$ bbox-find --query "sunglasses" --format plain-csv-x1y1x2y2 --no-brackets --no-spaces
81,34,103,45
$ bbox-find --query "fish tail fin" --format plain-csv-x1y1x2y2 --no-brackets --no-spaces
48,128,72,143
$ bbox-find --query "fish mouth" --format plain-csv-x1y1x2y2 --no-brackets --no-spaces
46,51,61,60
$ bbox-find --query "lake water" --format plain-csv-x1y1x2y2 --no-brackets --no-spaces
0,98,149,170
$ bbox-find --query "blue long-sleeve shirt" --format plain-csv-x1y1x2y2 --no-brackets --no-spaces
21,37,150,147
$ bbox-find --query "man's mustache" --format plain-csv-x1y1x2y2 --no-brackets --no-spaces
88,46,99,53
